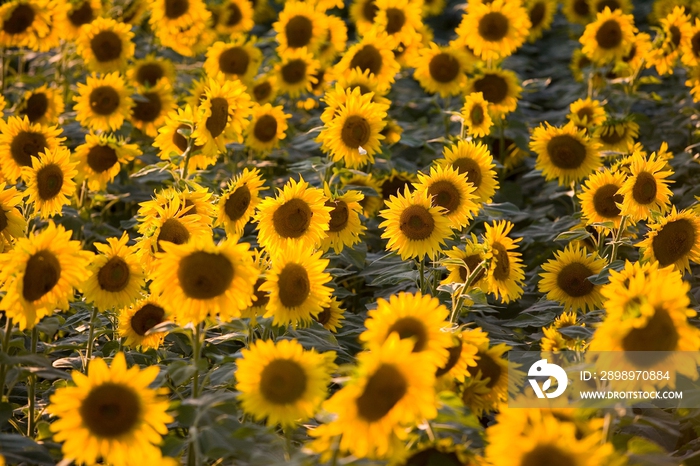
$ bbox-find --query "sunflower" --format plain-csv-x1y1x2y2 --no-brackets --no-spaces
76,17,134,73
349,0,379,34
681,17,700,68
589,0,632,14
0,116,64,183
255,176,331,253
562,0,592,24
412,43,470,98
483,220,525,303
439,140,499,204
398,439,476,466
317,14,348,66
580,7,636,65
204,37,262,85
137,185,216,229
153,105,214,172
687,66,700,102
74,72,133,132
570,48,593,82
216,0,255,35
317,87,388,169
119,297,170,350
0,0,53,50
593,119,639,153
127,55,174,89
378,170,417,201
21,146,77,219
638,207,700,273
341,171,383,217
492,137,528,171
414,165,479,230
191,77,252,157
461,92,493,138
217,168,266,238
0,222,92,330
334,31,401,93
526,0,556,42
539,243,607,312
457,0,531,61
74,133,141,192
361,291,452,366
242,263,270,321
62,0,102,39
244,103,290,153
379,187,452,261
151,236,257,325
578,168,626,228
48,353,172,466
250,73,278,105
381,118,403,145
614,31,652,77
275,47,321,99
273,1,327,55
441,235,488,289
540,311,587,352
149,0,211,57
617,151,673,221
131,80,176,138
313,296,345,332
567,97,606,129
647,6,691,75
260,245,332,326
236,338,336,427
465,68,521,118
0,184,25,253
530,122,601,186
372,0,423,49
311,334,438,460
17,85,64,125
320,185,366,254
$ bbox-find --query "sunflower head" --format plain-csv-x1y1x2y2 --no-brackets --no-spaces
579,7,637,65
457,0,531,60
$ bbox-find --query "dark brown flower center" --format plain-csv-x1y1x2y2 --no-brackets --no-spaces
436,340,463,377
631,171,658,205
467,350,502,388
546,134,587,169
156,218,190,251
387,317,428,352
451,158,483,189
596,19,623,49
131,303,166,336
80,383,140,438
260,359,307,404
406,448,462,466
0,209,7,233
10,130,47,167
314,306,332,325
670,25,681,49
381,176,413,200
427,180,461,213
89,86,120,116
253,114,278,142
97,256,130,292
573,0,590,16
36,164,64,201
87,144,119,173
691,32,700,57
529,2,546,27
252,277,269,308
556,262,595,298
349,45,383,76
399,205,435,240
272,198,312,239
651,218,696,267
521,445,577,466
592,183,622,218
473,74,508,104
479,12,509,41
470,104,485,125
218,46,250,76
178,251,234,299
132,92,162,123
596,0,621,11
429,53,460,83
622,308,679,354
136,63,164,86
286,15,313,48
3,4,35,35
253,81,272,102
600,126,626,144
91,30,123,63
224,185,252,222
22,250,61,302
277,263,310,308
21,92,48,123
68,1,93,27
341,115,370,149
458,253,485,283
385,8,405,34
356,364,407,422
281,59,307,85
326,199,349,232
206,97,229,138
165,0,189,19
173,124,190,152
491,242,511,281
362,0,378,21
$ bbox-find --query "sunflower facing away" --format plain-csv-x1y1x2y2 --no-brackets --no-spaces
0,222,92,330
439,140,499,205
379,187,452,261
119,297,170,350
76,17,135,73
22,146,78,219
461,92,494,138
578,168,626,229
638,207,700,273
412,43,471,98
320,185,366,254
245,103,291,153
457,0,531,61
48,353,173,466
579,7,637,65
259,245,333,327
465,68,522,118
74,72,133,132
483,220,525,303
414,164,479,230
236,338,336,427
74,132,142,192
617,150,673,221
217,168,266,238
0,115,64,183
18,84,64,125
0,183,26,253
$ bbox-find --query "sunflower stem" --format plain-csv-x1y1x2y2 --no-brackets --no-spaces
419,259,425,293
450,260,487,324
85,307,99,367
0,318,14,402
191,322,204,398
609,215,627,262
1,47,5,94
443,95,452,137
181,130,196,181
27,326,38,437
284,427,293,461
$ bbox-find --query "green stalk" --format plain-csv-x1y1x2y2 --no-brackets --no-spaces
85,308,99,368
0,318,13,401
450,260,487,324
419,260,425,294
609,216,627,263
181,129,195,180
27,327,38,437
187,322,205,466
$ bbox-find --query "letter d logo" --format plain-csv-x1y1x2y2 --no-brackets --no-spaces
527,359,568,399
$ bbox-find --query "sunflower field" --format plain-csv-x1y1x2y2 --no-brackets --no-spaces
4,0,700,464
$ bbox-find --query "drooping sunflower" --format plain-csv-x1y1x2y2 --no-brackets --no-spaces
17,85,64,125
131,80,176,138
465,68,521,118
0,0,53,50
151,236,257,325
127,54,176,88
313,296,345,332
526,0,557,42
458,0,531,61
361,291,452,366
578,168,626,229
320,185,366,254
255,176,332,253
580,7,637,65
275,47,321,99
379,187,452,261
273,1,327,55
539,243,607,312
153,105,214,172
74,72,133,132
48,353,172,466
310,334,438,460
216,168,266,238
191,77,252,157
0,116,64,183
461,92,493,138
83,233,145,312
483,220,525,303
0,183,26,253
681,17,700,68
236,338,336,427
0,222,92,330
61,0,101,39
216,0,255,35
317,87,388,168
414,164,479,230
76,17,134,73
530,121,601,186
372,0,423,49
334,31,401,93
593,119,639,153
204,37,262,85
647,6,691,75
412,43,471,98
260,246,332,327
638,207,700,273
439,140,499,204
119,297,170,350
74,132,141,192
617,151,673,221
22,146,77,219
244,103,290,153
567,97,606,129
441,235,488,289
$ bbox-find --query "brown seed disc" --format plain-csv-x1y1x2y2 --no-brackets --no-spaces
399,205,435,241
10,130,47,167
631,171,658,205
427,180,460,213
340,115,371,149
491,243,511,281
546,134,587,169
285,15,313,48
385,8,405,34
595,19,623,50
326,200,349,232
3,4,35,35
135,63,164,87
281,59,307,85
556,262,595,298
156,218,190,252
520,445,577,466
252,278,269,308
87,144,119,173
130,303,166,336
356,364,407,421
573,0,590,16
97,256,131,292
387,317,428,352
458,254,486,283
22,250,61,302
435,341,463,377
253,114,278,142
218,46,250,76
277,263,310,308
272,198,312,239
466,350,501,388
226,2,242,26
478,12,510,42
470,104,485,125
68,1,94,27
177,251,234,299
381,177,414,200
165,0,189,19
592,184,622,218
260,359,307,404
36,163,64,201
205,97,229,138
224,185,252,222
651,218,696,267
451,157,483,189
21,92,48,123
89,86,120,116
622,308,679,353
80,383,140,437
529,2,546,27
349,45,383,76
90,30,123,63
429,53,460,83
314,306,331,325
362,0,378,21
473,73,508,104
132,92,162,123
253,81,272,102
